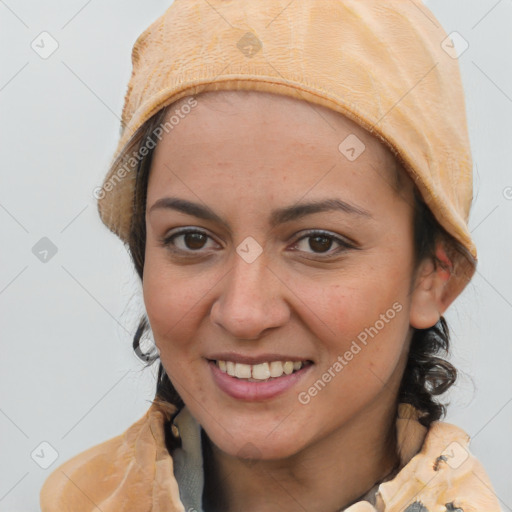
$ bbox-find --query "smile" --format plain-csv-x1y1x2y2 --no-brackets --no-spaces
215,360,310,381
208,357,314,401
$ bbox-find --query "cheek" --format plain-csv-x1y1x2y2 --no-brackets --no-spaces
286,263,412,385
304,285,410,416
141,257,213,401
142,253,206,348
298,269,410,339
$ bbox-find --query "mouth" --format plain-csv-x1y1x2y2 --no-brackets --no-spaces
207,356,314,401
211,359,313,382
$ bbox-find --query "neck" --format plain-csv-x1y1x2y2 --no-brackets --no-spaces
203,396,401,512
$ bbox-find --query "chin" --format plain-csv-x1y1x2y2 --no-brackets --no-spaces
204,420,311,462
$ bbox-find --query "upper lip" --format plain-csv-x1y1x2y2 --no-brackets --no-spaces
206,352,313,365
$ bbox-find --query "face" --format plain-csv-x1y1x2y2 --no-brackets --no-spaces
143,90,427,460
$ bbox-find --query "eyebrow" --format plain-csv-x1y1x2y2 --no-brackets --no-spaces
148,197,372,228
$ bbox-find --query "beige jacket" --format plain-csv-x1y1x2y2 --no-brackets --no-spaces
39,401,501,512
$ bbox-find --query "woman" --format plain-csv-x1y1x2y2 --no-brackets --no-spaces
40,1,501,510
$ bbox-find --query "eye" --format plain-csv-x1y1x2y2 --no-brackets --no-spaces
290,230,355,257
160,228,220,252
160,228,356,257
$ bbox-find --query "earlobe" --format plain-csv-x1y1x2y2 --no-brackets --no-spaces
409,246,452,329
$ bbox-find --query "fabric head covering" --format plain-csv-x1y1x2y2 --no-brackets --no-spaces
97,0,476,302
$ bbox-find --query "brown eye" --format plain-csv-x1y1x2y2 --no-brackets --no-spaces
161,229,219,253
183,232,207,250
291,230,355,257
308,235,333,253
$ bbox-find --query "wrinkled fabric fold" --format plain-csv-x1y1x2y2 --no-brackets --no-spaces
40,402,185,512
97,0,477,303
40,401,501,512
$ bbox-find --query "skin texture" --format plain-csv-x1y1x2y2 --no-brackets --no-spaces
143,90,450,511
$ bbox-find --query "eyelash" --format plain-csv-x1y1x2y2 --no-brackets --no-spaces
159,228,357,258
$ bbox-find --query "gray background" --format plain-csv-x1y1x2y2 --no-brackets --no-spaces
0,1,511,510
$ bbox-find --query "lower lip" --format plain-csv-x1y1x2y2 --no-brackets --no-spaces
208,361,312,401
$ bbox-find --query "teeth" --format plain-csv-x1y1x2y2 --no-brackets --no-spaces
235,363,252,379
216,359,305,380
269,361,284,377
283,361,294,375
252,362,270,380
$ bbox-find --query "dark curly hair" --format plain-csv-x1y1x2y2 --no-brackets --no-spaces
125,101,466,429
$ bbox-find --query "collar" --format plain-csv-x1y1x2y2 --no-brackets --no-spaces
40,401,501,512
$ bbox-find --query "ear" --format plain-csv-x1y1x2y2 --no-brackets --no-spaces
409,244,453,329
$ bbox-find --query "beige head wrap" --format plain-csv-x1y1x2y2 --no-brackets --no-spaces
97,0,476,302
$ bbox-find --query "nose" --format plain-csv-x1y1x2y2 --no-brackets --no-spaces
210,253,291,340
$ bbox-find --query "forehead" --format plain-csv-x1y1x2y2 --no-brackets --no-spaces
170,89,380,145
149,90,408,202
